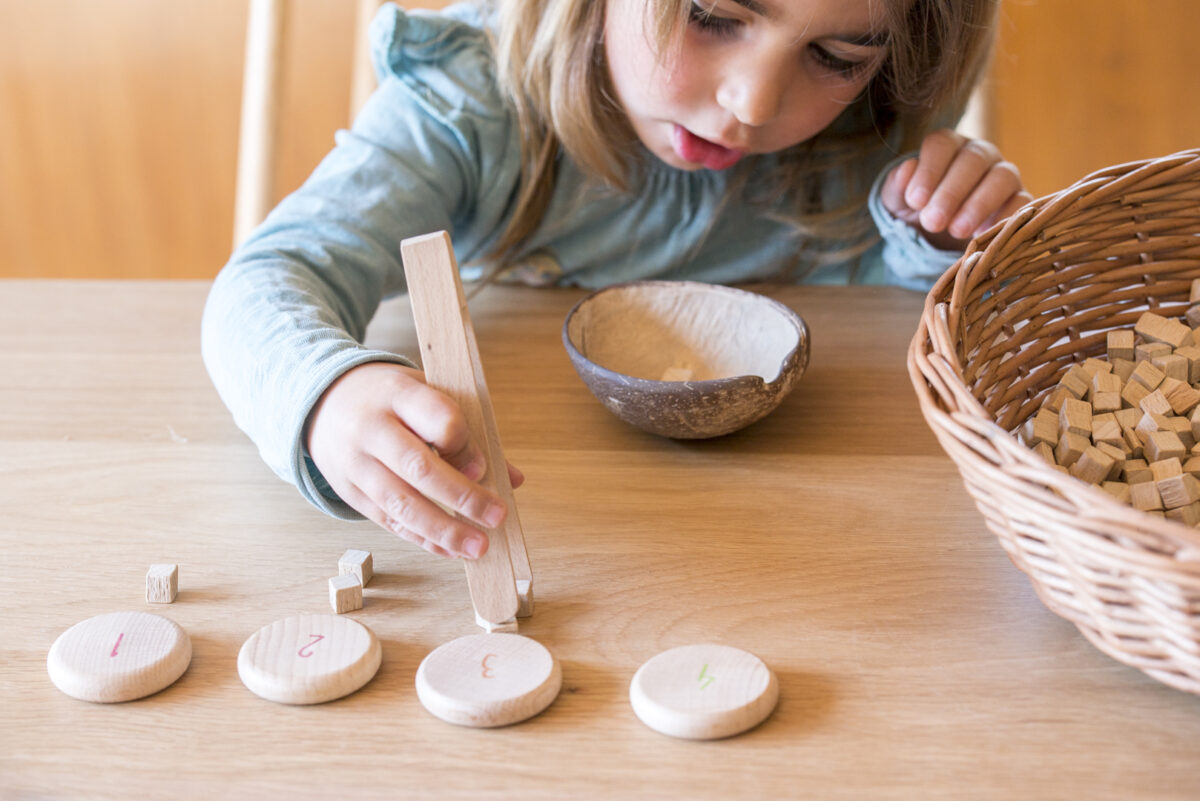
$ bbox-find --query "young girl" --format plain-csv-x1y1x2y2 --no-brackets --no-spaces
202,0,1030,560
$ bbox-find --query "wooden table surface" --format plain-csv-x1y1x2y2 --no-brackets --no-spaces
2,280,1199,800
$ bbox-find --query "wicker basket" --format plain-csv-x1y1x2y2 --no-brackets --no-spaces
909,148,1200,693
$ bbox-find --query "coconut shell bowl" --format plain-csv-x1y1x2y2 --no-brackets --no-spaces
562,280,810,439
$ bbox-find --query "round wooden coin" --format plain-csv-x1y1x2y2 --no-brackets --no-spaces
629,643,779,740
415,633,561,727
237,614,381,704
47,611,192,703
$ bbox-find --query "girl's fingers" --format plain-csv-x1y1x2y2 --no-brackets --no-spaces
507,460,525,489
905,129,968,211
879,157,918,217
364,417,506,532
350,457,491,559
387,373,487,480
943,160,1024,239
919,139,1005,234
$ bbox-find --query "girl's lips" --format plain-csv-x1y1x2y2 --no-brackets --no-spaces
670,125,745,170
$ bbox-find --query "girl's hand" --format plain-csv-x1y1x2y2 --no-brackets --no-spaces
880,128,1033,250
304,362,525,559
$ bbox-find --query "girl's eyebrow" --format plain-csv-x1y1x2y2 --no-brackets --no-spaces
724,0,888,47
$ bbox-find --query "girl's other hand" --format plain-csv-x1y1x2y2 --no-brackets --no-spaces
304,362,524,559
880,128,1033,250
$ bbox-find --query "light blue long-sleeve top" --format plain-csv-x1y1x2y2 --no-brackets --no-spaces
201,2,961,520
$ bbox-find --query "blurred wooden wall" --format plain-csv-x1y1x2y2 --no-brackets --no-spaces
1,0,1197,279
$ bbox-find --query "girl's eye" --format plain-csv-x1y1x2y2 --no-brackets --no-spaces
809,44,871,77
687,2,739,37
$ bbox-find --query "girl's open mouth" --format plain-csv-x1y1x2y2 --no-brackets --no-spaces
670,125,744,171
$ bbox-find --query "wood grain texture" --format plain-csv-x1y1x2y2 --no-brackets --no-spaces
339,549,374,587
400,232,530,628
145,564,179,604
415,633,561,727
5,281,1200,799
46,611,192,703
629,643,779,740
237,614,381,704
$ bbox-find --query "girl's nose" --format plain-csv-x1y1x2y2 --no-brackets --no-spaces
715,58,787,127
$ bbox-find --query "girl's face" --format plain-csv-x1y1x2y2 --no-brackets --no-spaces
604,0,889,171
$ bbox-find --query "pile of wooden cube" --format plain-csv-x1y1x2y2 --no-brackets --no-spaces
1021,289,1200,526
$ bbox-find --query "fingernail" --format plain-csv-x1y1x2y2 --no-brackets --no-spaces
484,502,506,528
921,207,946,231
907,187,929,208
463,535,486,559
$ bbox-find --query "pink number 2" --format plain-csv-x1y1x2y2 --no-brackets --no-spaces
298,634,325,658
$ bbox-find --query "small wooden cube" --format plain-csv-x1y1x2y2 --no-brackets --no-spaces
1187,304,1200,330
338,549,374,587
1150,457,1184,482
1135,341,1172,363
1040,386,1073,413
1055,432,1090,468
1183,456,1200,477
1157,473,1200,510
1059,398,1092,437
1138,389,1173,417
1168,416,1196,450
1121,380,1152,410
1080,357,1113,378
1091,413,1124,448
146,564,178,604
1129,360,1166,391
1107,330,1136,362
1173,345,1200,383
1058,365,1091,399
1111,357,1136,383
1122,458,1153,484
1129,480,1164,511
1070,446,1116,485
1161,378,1200,416
1101,481,1132,504
1166,501,1200,526
329,574,363,614
1145,430,1187,463
1136,312,1193,348
1151,353,1189,382
1029,408,1060,447
1033,441,1057,465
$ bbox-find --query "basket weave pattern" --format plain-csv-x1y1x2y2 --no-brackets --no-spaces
909,149,1200,693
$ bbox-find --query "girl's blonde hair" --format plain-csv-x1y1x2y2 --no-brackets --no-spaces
490,0,999,277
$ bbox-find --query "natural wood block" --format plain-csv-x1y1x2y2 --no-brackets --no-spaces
1187,304,1200,330
1159,378,1200,416
146,564,178,604
1055,431,1090,467
47,611,192,703
1135,341,1172,363
1168,416,1196,450
1107,330,1136,362
1166,501,1200,526
1104,330,1132,362
1033,441,1056,464
1173,345,1200,383
1080,357,1113,378
1059,398,1092,437
1122,458,1152,484
338,549,373,587
237,614,381,704
1090,371,1123,398
1095,441,1127,478
1145,430,1187,462
1030,407,1060,446
1156,472,1200,509
1120,380,1151,409
415,633,561,727
1183,456,1200,477
1111,357,1136,383
1136,311,1192,348
1091,413,1123,447
629,644,779,740
328,574,363,614
1058,365,1091,399
1152,353,1189,382
1092,392,1122,413
1040,385,1073,413
1070,446,1116,484
1138,389,1173,417
1101,481,1132,503
1129,480,1164,511
1135,411,1170,438
1150,457,1184,482
1129,360,1166,391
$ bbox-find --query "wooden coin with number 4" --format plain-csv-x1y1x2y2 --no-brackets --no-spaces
630,643,779,739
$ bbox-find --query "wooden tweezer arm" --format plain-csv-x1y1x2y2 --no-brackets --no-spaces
400,231,533,631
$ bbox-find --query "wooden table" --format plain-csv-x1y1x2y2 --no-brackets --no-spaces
3,280,1199,799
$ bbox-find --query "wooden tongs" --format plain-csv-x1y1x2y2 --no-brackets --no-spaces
400,231,533,632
